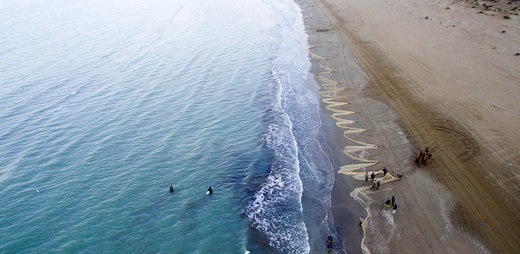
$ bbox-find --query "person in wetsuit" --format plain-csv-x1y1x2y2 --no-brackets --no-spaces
208,186,213,195
169,185,174,192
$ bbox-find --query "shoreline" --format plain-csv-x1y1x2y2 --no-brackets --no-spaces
298,1,366,252
299,0,520,253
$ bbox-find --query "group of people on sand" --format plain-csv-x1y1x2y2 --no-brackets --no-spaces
356,146,433,248
168,185,213,195
358,199,398,228
384,195,398,214
365,167,390,191
415,146,432,167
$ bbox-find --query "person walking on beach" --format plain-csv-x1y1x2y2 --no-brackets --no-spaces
392,203,398,215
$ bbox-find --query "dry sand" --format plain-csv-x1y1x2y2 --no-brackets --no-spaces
298,0,520,253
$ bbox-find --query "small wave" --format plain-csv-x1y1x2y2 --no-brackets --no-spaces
0,169,10,184
245,76,309,253
244,0,321,252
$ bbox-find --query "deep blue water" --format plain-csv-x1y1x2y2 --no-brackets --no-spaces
0,0,339,253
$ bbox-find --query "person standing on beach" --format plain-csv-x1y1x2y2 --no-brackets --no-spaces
418,151,426,167
391,195,395,206
385,200,392,210
326,236,333,249
365,172,368,182
371,172,375,181
415,150,423,166
392,203,398,215
383,167,388,176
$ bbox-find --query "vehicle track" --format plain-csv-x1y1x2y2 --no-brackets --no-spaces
315,0,520,252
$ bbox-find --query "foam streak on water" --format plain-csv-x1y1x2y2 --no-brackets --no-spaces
244,0,335,253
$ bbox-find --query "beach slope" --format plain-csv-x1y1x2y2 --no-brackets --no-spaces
302,0,520,252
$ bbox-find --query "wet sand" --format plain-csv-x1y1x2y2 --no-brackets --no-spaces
299,0,520,253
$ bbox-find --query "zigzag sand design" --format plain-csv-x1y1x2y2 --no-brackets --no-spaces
309,50,400,253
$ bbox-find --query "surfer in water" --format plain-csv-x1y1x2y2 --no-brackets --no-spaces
169,185,174,192
207,186,213,195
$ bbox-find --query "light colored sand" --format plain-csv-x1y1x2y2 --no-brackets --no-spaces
300,0,520,253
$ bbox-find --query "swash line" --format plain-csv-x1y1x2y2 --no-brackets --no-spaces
309,50,400,254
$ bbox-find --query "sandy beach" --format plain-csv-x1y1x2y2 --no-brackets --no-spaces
299,0,520,252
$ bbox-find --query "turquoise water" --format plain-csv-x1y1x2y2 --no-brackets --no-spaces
0,0,341,253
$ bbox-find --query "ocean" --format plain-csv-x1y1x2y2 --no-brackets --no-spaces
0,0,340,253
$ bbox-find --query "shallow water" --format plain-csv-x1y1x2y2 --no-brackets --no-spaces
0,0,339,253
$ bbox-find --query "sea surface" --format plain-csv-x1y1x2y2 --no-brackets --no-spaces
0,0,340,253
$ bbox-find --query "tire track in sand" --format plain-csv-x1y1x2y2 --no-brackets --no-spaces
314,0,520,252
